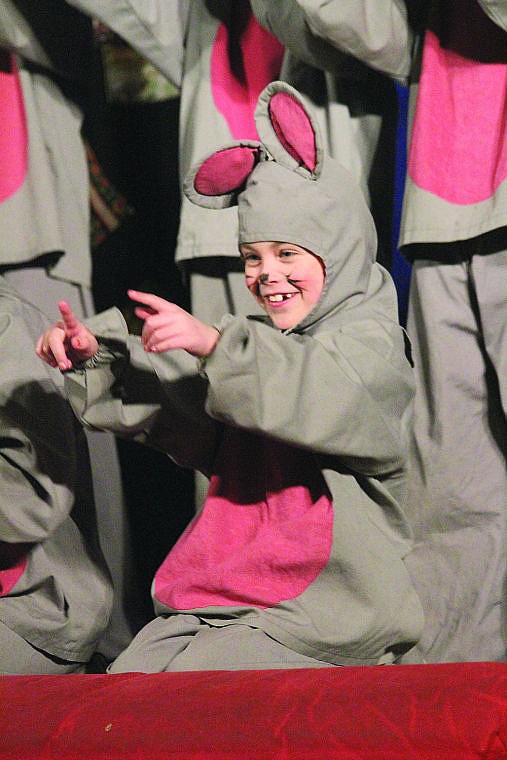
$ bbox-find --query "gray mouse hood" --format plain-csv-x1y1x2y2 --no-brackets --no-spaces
184,81,399,335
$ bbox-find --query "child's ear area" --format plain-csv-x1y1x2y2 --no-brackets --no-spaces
314,253,326,278
255,81,324,179
183,141,263,209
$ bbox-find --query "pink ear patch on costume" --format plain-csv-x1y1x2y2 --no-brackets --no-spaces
194,146,258,196
269,92,317,172
0,54,28,203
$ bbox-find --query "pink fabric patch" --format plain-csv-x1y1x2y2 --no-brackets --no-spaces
0,53,28,203
195,146,258,195
269,93,317,172
0,547,27,596
408,16,507,205
154,432,333,610
210,11,284,140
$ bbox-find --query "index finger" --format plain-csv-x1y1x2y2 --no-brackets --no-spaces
58,301,81,335
127,289,170,313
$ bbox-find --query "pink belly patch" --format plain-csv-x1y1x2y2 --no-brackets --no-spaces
154,434,333,610
408,28,506,205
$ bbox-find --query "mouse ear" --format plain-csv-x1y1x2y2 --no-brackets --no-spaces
255,81,323,179
184,141,264,209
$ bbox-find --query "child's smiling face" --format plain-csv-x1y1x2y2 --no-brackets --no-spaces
241,241,325,330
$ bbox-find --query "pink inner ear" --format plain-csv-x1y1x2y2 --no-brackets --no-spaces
269,93,316,172
194,146,258,196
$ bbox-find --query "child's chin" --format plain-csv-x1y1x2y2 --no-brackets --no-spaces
271,314,298,330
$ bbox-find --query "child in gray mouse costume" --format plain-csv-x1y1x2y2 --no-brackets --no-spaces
37,81,423,671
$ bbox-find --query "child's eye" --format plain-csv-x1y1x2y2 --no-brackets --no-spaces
279,249,296,259
242,253,261,265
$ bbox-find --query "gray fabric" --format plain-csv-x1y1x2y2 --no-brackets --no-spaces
109,615,337,673
395,2,507,663
66,296,423,666
399,172,507,251
0,2,92,287
2,270,139,661
403,253,507,662
252,0,408,213
250,0,413,82
0,277,113,664
397,2,507,253
477,0,507,30
0,2,141,655
0,620,85,675
65,0,188,88
185,259,263,511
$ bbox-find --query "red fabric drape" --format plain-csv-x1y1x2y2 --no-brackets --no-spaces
1,663,506,758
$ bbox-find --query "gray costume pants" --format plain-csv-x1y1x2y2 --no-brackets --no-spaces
403,251,507,663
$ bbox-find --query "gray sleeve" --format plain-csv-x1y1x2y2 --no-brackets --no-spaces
64,307,219,475
0,1,51,67
202,316,415,477
477,0,507,30
251,0,413,81
63,0,189,86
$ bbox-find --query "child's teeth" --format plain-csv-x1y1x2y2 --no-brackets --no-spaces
268,294,295,302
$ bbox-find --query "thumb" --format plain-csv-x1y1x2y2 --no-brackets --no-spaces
70,332,94,355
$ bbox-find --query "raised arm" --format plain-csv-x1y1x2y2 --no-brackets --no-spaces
63,0,189,86
251,0,414,81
